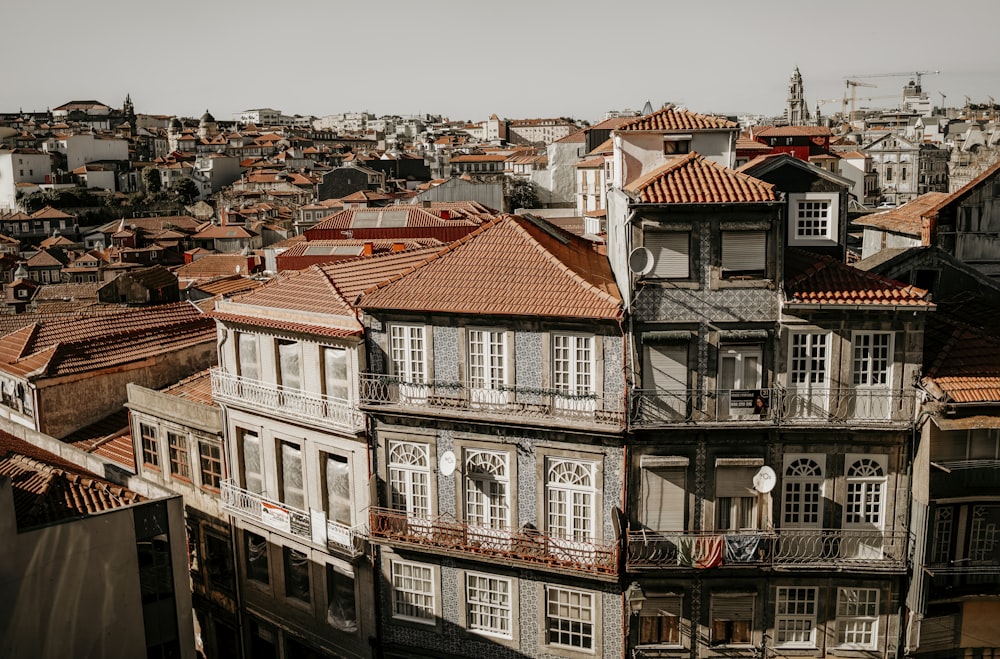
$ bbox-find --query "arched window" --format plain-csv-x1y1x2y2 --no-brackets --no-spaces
388,441,429,518
466,450,509,530
546,459,595,542
845,458,885,527
783,457,823,528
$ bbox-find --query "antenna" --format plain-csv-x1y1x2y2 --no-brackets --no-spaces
752,466,776,493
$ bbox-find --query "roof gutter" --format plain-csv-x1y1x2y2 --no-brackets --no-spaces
783,303,935,312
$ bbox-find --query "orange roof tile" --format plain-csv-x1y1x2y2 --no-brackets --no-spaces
311,208,477,231
615,105,737,132
755,125,832,137
161,368,217,407
784,249,933,307
625,152,776,204
359,215,622,320
853,192,949,236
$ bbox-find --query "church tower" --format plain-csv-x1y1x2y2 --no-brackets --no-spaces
786,67,809,126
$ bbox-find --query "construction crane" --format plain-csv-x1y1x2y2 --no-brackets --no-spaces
845,80,877,118
846,70,941,87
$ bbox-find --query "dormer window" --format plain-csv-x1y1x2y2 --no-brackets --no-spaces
788,193,838,246
663,136,692,156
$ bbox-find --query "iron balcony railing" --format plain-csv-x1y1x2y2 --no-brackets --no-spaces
626,527,908,571
368,507,618,576
211,368,364,433
359,374,626,430
631,387,916,427
221,480,365,557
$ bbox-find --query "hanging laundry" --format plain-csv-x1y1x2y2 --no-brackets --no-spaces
724,534,761,563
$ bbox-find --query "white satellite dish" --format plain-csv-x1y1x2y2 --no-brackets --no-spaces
628,246,654,275
752,465,776,493
439,450,456,477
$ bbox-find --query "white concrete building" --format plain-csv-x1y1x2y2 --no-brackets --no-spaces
0,149,52,211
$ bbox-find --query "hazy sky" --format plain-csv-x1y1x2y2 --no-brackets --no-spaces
3,0,997,124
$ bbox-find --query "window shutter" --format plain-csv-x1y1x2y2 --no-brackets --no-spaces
712,594,754,620
642,595,682,617
715,466,759,498
644,345,688,391
722,231,766,272
640,467,686,530
646,232,689,278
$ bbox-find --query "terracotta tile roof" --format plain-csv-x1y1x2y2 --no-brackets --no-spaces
30,206,76,220
224,266,359,319
175,254,257,280
784,248,933,307
923,319,1000,403
359,215,622,320
32,282,102,301
64,409,135,472
615,105,738,132
575,156,605,168
317,246,446,300
311,208,478,231
194,224,257,239
755,125,833,137
0,302,215,378
853,192,949,236
624,152,776,204
921,159,1000,220
188,275,262,297
161,367,217,407
98,215,204,233
0,430,143,529
278,239,443,260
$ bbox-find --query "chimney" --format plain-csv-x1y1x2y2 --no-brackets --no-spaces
362,242,373,256
422,200,431,208
392,242,406,253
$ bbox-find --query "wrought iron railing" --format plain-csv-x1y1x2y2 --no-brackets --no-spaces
221,480,365,556
626,528,908,570
211,368,364,433
631,387,916,427
359,374,625,430
368,507,618,575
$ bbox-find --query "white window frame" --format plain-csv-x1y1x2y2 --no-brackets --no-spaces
852,332,892,387
775,586,817,648
844,455,886,529
545,585,595,651
717,345,763,419
781,454,824,529
322,345,350,402
240,428,263,494
553,333,594,397
836,587,879,649
789,332,829,387
789,192,838,246
387,440,431,519
390,559,436,624
467,328,510,407
546,458,596,543
389,324,426,384
465,449,510,534
465,572,513,639
279,440,305,510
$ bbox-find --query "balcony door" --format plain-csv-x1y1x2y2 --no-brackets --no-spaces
788,332,830,418
852,332,892,420
546,459,596,563
843,456,886,559
388,440,431,537
468,329,509,409
718,346,762,419
465,450,511,549
642,344,688,421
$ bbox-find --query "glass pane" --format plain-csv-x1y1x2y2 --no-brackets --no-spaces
325,454,351,526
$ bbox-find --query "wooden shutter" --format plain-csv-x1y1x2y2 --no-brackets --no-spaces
712,594,754,621
640,465,686,530
722,231,765,272
646,232,689,278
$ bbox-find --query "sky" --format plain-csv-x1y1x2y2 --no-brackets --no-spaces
3,0,998,125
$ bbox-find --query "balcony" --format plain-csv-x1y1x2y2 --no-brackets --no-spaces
926,560,1000,594
631,387,916,428
221,480,365,557
626,528,908,571
359,374,625,432
211,368,364,434
368,507,618,578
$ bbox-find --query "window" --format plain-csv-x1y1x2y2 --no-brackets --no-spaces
642,343,688,419
283,547,310,603
716,461,762,531
245,531,269,584
789,193,837,244
553,334,594,401
277,340,301,390
323,346,349,401
663,138,691,155
466,573,512,638
167,432,190,479
140,423,159,468
240,429,263,494
546,586,594,649
969,505,1000,562
391,559,435,623
204,531,234,595
639,456,687,531
788,332,829,416
711,593,754,646
845,457,885,527
717,345,762,418
468,329,507,403
237,333,259,381
775,587,817,647
930,506,953,564
199,441,223,491
327,565,358,632
721,231,766,277
836,588,878,648
279,441,305,510
546,459,595,543
323,453,352,527
638,595,681,646
390,325,426,383
782,456,823,528
388,440,430,518
646,232,690,278
465,450,509,534
853,333,892,386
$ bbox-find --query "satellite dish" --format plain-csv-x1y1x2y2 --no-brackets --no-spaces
628,246,654,275
439,450,456,477
753,466,776,493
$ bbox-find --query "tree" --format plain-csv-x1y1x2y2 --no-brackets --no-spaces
504,177,539,213
172,178,199,204
141,166,161,194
